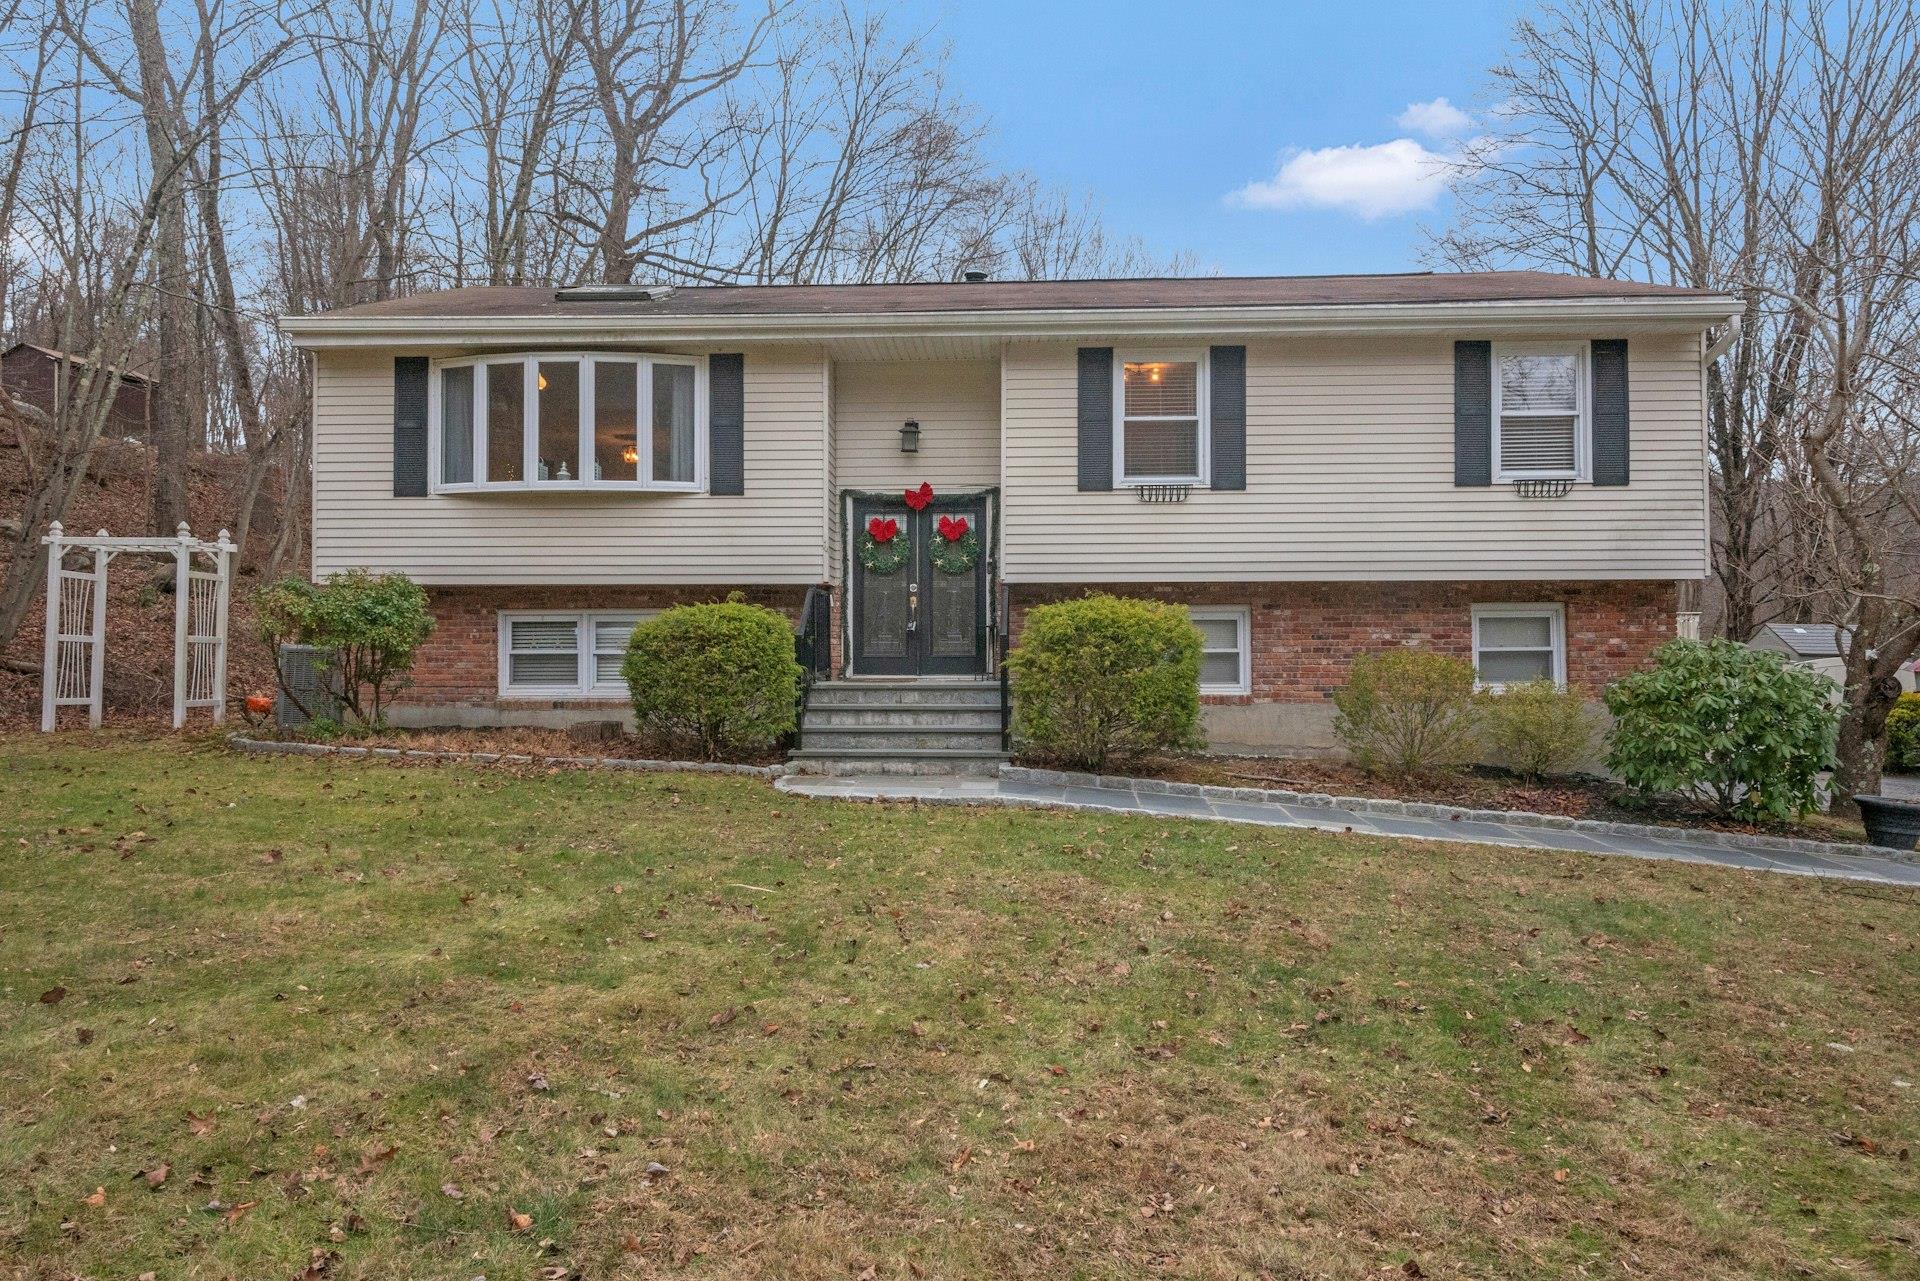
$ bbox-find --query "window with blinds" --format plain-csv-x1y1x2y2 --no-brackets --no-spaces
1471,604,1566,688
500,611,653,696
1116,352,1208,484
1494,346,1586,479
1190,607,1250,694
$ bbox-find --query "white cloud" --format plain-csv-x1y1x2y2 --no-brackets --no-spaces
1228,138,1458,220
1396,96,1473,139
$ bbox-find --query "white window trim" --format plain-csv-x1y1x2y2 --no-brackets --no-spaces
1191,606,1251,695
430,352,708,495
1471,603,1567,691
1491,341,1589,483
498,610,654,698
1113,347,1210,487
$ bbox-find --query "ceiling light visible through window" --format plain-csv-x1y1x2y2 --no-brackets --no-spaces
537,371,549,391
621,444,638,465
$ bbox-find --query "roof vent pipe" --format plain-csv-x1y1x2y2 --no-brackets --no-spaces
959,266,989,283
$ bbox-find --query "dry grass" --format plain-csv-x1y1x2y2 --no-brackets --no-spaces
2,733,1916,1279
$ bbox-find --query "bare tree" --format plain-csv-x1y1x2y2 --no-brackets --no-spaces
1441,0,1920,800
1433,0,1809,642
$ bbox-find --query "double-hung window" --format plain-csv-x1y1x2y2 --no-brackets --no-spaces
500,611,654,697
1115,349,1209,486
434,353,706,493
1493,343,1588,481
1471,604,1566,689
1190,607,1251,695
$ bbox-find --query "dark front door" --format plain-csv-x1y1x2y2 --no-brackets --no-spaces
849,492,989,676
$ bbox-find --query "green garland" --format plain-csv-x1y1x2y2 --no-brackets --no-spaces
858,530,910,575
929,529,981,575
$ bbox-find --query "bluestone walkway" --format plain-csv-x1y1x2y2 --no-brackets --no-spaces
776,772,1920,888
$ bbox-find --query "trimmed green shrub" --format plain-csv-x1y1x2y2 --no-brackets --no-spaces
624,597,800,759
1332,649,1481,776
1603,638,1836,820
1885,692,1920,772
1478,679,1602,782
255,570,434,727
1008,593,1202,771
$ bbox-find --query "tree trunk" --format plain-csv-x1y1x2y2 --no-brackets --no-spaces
125,0,193,535
1830,668,1903,816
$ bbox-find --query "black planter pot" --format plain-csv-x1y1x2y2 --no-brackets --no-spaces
1853,794,1920,850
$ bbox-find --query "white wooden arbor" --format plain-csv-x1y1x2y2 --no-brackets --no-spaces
40,521,235,731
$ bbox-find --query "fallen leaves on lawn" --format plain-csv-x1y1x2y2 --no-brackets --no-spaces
508,1207,534,1232
357,1144,397,1173
39,986,68,1004
142,1162,170,1188
80,1186,105,1207
440,1182,464,1200
949,1146,972,1173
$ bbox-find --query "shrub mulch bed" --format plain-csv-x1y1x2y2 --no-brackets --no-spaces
1107,752,1871,845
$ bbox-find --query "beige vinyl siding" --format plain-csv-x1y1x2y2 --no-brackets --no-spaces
1000,334,1708,582
830,359,999,493
311,346,829,584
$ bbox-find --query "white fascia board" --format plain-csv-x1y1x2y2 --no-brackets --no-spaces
280,296,1743,349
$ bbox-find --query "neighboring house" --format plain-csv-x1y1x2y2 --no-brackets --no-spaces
279,270,1737,767
0,342,155,440
1747,622,1919,696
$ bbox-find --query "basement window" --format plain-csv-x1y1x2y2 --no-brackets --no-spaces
1191,607,1251,695
1471,604,1566,689
499,611,655,697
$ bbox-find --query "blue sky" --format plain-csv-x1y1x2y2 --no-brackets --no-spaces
899,0,1527,276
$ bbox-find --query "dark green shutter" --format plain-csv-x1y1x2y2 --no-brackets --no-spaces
392,356,429,497
708,353,744,495
1591,339,1629,486
1076,347,1113,491
1208,345,1246,490
1453,340,1491,487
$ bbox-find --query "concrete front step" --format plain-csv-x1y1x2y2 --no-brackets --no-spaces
805,681,1000,709
803,705,1002,730
800,726,1005,752
785,747,1010,777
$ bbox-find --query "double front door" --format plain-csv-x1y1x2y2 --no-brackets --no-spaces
849,492,989,676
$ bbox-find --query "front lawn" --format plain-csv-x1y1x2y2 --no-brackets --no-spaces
2,736,1916,1279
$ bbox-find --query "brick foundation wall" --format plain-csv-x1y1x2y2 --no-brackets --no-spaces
403,585,809,709
1008,580,1675,704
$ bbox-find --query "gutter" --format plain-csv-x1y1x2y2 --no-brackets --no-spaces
1703,310,1742,363
279,295,1743,349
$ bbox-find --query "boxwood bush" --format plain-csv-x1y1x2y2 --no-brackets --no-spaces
1008,593,1202,771
1331,649,1481,776
1603,638,1836,820
1885,691,1920,772
624,597,801,759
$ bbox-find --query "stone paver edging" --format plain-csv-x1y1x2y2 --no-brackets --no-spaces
227,732,783,777
1001,765,1914,866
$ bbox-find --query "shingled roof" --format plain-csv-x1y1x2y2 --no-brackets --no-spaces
303,270,1722,321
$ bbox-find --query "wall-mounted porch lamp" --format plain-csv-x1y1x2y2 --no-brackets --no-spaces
899,419,921,453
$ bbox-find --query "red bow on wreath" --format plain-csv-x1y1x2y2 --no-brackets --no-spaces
937,514,970,542
903,481,933,511
866,515,899,543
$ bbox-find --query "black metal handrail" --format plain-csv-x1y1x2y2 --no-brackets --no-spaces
791,583,832,747
995,580,1012,752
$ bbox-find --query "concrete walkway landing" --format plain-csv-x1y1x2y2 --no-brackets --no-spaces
775,772,1920,888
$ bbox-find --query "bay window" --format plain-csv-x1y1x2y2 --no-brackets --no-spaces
432,353,708,493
